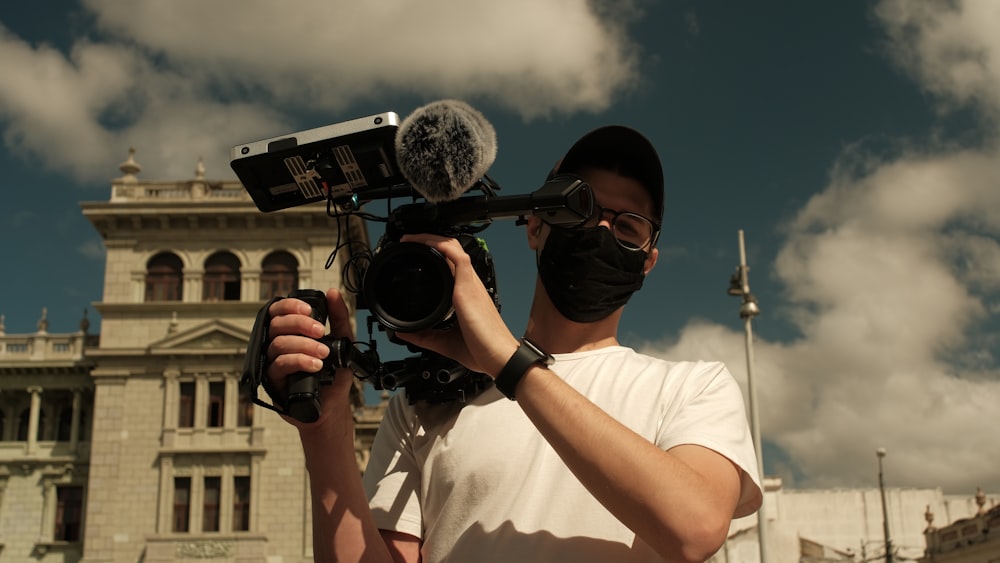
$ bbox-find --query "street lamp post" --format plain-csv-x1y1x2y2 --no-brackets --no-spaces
727,229,767,562
877,448,893,563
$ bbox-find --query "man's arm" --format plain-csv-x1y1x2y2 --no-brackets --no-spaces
393,235,749,563
515,365,742,562
267,290,420,562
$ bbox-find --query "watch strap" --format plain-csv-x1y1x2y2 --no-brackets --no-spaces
495,338,552,400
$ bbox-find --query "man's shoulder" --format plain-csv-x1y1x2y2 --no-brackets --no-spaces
616,347,729,374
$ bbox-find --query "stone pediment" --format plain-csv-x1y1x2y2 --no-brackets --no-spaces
148,320,251,351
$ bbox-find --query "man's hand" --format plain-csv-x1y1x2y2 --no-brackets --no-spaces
265,288,358,427
393,234,518,378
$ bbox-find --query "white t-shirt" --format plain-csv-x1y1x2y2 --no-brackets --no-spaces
363,346,762,562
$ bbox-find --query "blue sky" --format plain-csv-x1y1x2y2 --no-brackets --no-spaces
1,1,998,494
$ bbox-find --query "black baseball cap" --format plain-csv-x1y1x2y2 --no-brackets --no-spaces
552,125,664,222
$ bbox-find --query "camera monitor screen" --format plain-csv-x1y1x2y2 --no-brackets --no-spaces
230,112,404,212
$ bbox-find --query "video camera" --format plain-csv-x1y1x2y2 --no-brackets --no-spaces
234,101,595,422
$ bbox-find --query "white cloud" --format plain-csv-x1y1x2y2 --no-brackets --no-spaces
640,0,1000,492
763,146,1000,492
81,0,640,117
876,0,1000,120
0,0,643,184
0,25,293,183
79,239,105,260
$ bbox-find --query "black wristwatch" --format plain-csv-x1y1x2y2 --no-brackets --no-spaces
495,338,554,400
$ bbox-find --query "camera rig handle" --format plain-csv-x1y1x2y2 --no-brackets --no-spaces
242,289,381,423
282,289,328,423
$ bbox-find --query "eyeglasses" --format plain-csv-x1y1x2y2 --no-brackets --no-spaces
584,205,660,251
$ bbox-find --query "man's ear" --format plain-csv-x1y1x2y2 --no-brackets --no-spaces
644,246,659,275
526,216,545,250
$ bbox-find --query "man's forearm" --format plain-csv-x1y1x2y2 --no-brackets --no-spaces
515,365,741,563
300,409,394,563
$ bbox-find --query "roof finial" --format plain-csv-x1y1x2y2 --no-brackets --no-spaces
37,307,49,333
79,308,91,334
195,156,206,180
118,147,142,182
0,313,5,335
976,487,987,515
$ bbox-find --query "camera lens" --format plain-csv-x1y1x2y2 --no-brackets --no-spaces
363,242,454,332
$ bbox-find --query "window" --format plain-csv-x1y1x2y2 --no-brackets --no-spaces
54,486,84,541
259,251,299,300
203,252,241,301
78,409,89,442
207,382,225,428
163,458,252,536
57,406,73,442
17,408,29,441
145,252,183,302
202,476,221,532
237,389,253,427
17,408,44,441
233,476,251,532
178,382,195,428
173,477,191,532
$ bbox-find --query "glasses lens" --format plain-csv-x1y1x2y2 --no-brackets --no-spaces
613,213,654,250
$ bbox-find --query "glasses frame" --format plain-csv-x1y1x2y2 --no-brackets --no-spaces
589,205,661,251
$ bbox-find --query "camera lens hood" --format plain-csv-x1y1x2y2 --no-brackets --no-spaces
363,241,455,332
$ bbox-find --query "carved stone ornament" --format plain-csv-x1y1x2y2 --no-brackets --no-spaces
175,540,234,558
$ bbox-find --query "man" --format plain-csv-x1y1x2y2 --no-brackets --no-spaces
265,125,763,562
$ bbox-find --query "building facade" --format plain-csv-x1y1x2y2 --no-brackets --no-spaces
0,311,96,561
713,480,998,563
3,150,997,563
0,150,384,563
920,488,1000,563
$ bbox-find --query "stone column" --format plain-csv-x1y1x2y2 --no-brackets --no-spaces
27,386,42,454
185,269,205,303
157,457,174,535
243,268,261,303
224,376,238,429
194,375,207,429
220,464,234,533
40,480,56,540
69,388,82,451
131,270,146,302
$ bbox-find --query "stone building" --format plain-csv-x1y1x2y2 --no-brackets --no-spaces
713,480,998,563
3,149,997,563
919,487,1000,562
0,310,96,561
0,150,385,563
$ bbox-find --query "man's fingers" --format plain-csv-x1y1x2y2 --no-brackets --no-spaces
268,334,330,362
325,288,355,340
269,352,325,378
268,312,326,339
268,296,315,317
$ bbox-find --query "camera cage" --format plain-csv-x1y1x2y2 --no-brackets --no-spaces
234,111,595,409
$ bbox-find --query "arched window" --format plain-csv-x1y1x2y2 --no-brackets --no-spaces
17,408,45,441
203,251,241,301
259,251,299,300
78,408,89,442
146,252,183,301
17,408,29,441
57,406,73,442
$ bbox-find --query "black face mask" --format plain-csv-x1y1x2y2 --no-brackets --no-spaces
537,225,647,323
